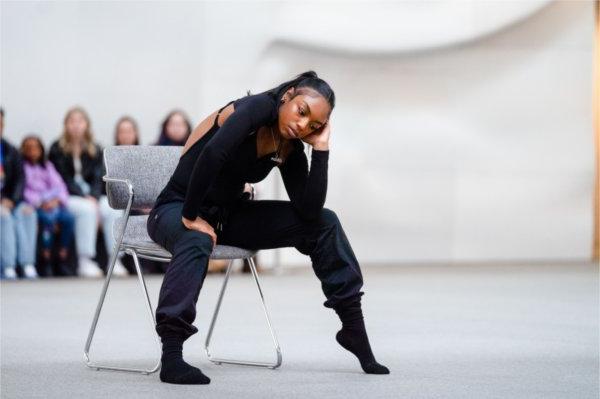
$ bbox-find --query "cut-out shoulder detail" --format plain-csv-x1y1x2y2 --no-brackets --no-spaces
181,101,235,157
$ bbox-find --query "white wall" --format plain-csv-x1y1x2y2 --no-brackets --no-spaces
1,1,595,266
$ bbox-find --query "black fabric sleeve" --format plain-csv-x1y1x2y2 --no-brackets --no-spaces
88,145,104,199
48,142,83,197
279,146,329,221
182,95,274,220
8,145,24,204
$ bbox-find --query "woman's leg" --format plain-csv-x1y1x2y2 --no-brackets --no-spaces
220,200,364,308
56,207,75,254
37,208,57,255
219,200,389,374
147,201,212,384
66,195,101,277
98,196,121,258
0,205,17,278
66,196,97,258
13,202,38,272
98,196,127,275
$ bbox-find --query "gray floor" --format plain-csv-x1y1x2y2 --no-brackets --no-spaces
1,262,598,399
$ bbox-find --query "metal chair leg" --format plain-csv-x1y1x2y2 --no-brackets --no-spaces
205,257,282,369
83,248,161,374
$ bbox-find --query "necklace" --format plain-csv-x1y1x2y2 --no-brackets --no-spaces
269,125,283,164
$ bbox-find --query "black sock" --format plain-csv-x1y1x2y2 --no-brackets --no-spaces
159,335,211,385
334,299,390,375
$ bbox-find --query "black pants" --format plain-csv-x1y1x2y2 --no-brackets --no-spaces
147,199,364,341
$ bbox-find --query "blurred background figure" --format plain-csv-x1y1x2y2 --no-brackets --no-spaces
156,110,192,146
0,108,38,279
21,135,74,277
48,107,127,277
114,116,140,146
101,115,144,275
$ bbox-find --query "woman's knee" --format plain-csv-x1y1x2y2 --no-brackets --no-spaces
67,196,96,217
59,209,75,225
318,208,340,227
174,229,213,256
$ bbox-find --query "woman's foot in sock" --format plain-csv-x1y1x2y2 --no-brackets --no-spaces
159,335,211,385
336,328,390,375
160,356,211,385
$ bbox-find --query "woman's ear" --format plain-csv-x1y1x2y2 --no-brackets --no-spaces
286,87,296,99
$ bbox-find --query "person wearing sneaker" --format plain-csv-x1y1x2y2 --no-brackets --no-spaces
147,72,389,385
49,107,108,278
97,116,146,278
21,135,76,277
0,108,38,280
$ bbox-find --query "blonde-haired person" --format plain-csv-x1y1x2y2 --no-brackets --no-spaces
48,107,126,277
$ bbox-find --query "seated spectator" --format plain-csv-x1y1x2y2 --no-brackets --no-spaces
114,116,140,146
0,108,38,279
49,106,126,277
98,116,143,275
156,110,192,146
21,135,75,276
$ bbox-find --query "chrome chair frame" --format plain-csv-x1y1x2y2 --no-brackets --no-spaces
84,174,282,375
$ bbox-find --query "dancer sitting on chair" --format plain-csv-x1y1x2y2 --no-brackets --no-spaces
147,70,390,385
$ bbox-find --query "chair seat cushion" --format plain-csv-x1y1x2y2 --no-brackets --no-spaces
114,215,257,260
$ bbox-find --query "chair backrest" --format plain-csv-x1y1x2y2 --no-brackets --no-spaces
104,145,182,210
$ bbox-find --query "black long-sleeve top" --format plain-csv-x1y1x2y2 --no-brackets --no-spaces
48,141,104,199
154,92,329,221
0,138,25,204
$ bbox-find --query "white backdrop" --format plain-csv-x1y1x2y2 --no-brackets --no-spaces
1,1,595,266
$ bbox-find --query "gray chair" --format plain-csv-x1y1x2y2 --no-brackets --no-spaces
84,145,282,374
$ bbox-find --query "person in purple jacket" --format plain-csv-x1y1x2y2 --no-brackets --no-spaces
21,135,75,274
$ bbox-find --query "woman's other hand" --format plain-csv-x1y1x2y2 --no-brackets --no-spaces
301,121,330,151
41,198,60,211
182,216,217,247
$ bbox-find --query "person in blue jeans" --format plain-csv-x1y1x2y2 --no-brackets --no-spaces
21,135,75,275
0,108,38,279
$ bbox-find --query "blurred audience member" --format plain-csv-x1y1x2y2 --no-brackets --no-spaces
0,108,38,279
21,135,74,276
99,116,144,276
156,110,191,146
114,116,140,146
49,107,126,277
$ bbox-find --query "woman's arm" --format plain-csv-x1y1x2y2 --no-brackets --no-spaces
182,95,275,220
279,145,329,221
47,161,70,206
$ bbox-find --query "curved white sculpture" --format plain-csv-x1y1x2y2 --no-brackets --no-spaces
274,1,552,53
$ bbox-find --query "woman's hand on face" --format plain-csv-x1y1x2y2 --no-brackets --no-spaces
301,121,330,151
181,216,217,247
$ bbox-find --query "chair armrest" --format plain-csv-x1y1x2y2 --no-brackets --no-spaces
103,175,134,196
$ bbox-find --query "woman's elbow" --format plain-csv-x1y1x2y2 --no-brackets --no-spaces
293,203,323,222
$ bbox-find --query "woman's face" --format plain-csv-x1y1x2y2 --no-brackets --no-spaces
277,87,330,140
65,111,88,140
165,113,188,142
22,138,42,163
116,120,138,145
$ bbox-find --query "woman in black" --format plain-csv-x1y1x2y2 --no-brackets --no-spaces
148,71,389,385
